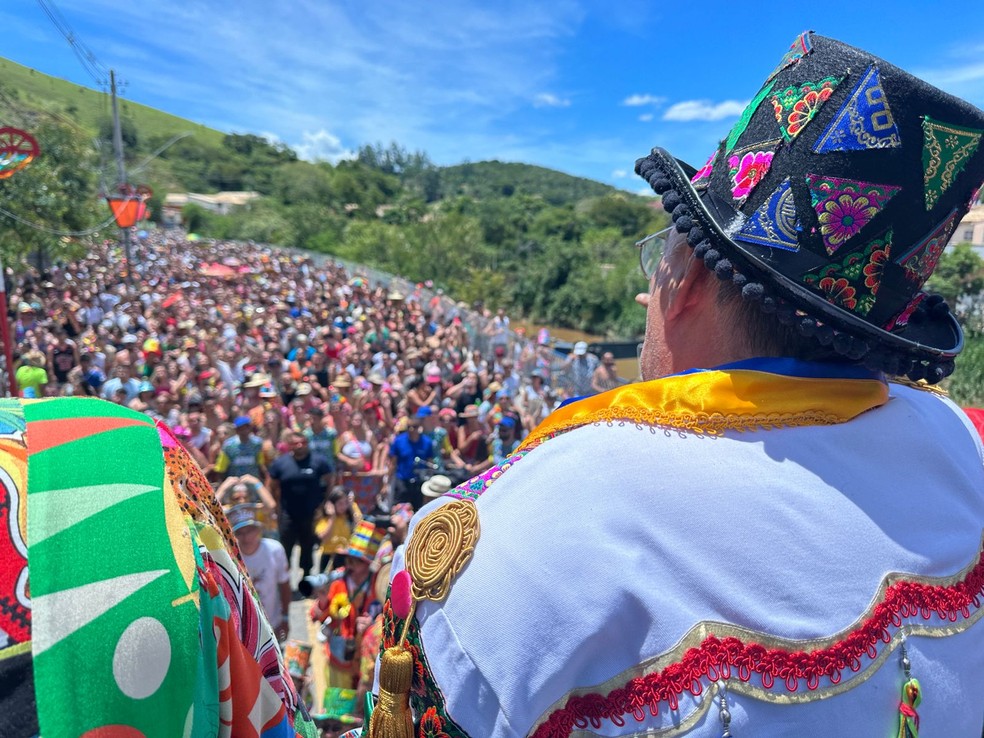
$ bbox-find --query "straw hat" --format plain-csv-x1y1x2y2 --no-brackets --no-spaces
421,474,453,499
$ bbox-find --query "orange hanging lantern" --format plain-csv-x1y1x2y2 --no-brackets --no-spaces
106,184,152,228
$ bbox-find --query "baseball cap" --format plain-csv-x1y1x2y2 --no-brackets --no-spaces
233,416,252,428
573,341,588,356
414,406,433,419
227,504,263,532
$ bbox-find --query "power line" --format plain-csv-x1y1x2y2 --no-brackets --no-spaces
128,132,193,176
35,0,109,88
0,206,118,237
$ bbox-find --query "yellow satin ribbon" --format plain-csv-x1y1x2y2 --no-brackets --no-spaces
520,368,889,450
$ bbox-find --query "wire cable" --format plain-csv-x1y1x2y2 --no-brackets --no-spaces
0,206,118,237
35,0,109,88
128,131,192,176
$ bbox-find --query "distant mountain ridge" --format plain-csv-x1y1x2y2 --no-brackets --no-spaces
0,56,624,207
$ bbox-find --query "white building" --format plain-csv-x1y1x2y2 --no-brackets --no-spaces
948,204,984,255
162,191,260,226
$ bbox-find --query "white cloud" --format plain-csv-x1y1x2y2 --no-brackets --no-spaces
611,169,628,179
916,61,984,105
534,93,571,108
293,129,356,163
638,113,654,122
622,94,664,107
662,99,748,122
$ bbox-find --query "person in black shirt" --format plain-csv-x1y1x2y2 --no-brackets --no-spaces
268,431,333,580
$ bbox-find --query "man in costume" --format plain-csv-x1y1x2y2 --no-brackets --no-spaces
0,398,317,737
311,521,386,709
365,34,984,738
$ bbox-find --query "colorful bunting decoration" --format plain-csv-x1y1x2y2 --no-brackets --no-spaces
802,230,893,317
922,116,983,210
813,66,902,153
772,76,842,143
736,178,800,251
896,208,960,287
725,81,775,154
806,173,901,255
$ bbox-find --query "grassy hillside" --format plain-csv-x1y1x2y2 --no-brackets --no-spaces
0,56,224,147
440,160,618,206
0,59,663,338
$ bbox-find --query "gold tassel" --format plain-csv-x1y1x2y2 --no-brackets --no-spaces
368,645,414,738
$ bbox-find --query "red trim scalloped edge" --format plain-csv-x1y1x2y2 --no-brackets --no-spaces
532,544,984,737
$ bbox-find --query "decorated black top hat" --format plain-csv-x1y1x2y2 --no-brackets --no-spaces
636,33,984,383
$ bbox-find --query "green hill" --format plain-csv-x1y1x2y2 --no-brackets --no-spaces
0,56,224,147
0,59,664,339
440,160,619,206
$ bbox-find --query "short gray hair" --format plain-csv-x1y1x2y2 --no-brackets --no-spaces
716,278,839,362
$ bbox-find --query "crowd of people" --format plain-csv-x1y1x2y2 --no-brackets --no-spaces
4,228,616,727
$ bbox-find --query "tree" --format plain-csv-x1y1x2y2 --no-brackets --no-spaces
925,242,984,306
98,115,139,155
0,118,102,268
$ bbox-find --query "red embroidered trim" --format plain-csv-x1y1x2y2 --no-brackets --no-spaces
532,547,984,738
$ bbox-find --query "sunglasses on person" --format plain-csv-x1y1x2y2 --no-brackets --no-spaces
636,226,673,281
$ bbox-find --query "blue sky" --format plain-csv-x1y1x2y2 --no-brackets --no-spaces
4,1,984,193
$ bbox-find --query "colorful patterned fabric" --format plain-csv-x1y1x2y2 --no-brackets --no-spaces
25,399,199,737
766,31,813,82
727,140,779,203
382,599,470,738
735,177,800,251
922,115,983,210
518,361,889,450
771,76,841,143
725,81,775,154
0,398,316,738
348,519,385,561
689,150,716,191
806,173,901,255
0,400,28,648
445,449,530,502
383,361,984,737
814,66,902,153
897,208,961,287
802,230,893,316
886,292,926,331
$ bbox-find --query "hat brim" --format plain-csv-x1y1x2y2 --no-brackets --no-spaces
232,519,262,532
643,147,962,361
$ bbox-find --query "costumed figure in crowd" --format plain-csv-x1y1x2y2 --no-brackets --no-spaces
361,34,984,738
311,520,385,720
0,397,316,737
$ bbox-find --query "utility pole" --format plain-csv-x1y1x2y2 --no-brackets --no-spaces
109,69,133,286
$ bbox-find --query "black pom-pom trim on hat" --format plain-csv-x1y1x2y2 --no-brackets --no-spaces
714,259,733,280
650,177,672,194
816,325,835,346
797,317,818,337
741,282,765,301
687,227,705,245
775,305,796,325
662,191,682,213
675,216,694,232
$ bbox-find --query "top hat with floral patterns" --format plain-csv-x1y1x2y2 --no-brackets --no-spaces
636,32,984,383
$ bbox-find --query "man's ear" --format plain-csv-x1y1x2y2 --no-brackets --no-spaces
664,252,715,322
